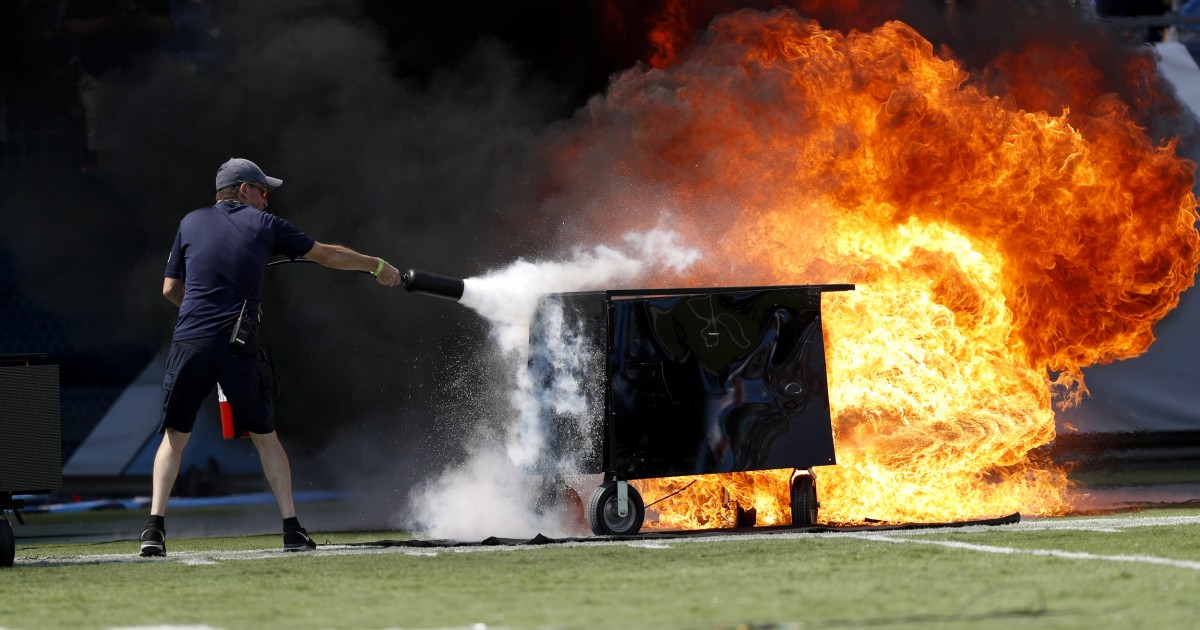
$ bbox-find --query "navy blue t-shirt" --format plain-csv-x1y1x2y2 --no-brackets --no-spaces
164,200,315,342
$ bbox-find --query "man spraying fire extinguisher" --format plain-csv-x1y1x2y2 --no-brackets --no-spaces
140,158,401,557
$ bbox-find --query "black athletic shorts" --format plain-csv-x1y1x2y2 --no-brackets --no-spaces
159,334,274,435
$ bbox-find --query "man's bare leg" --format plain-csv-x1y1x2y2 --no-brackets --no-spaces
251,431,315,551
150,428,191,516
250,430,296,519
141,429,189,556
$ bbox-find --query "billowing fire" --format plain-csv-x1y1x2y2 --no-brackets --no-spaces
551,6,1199,527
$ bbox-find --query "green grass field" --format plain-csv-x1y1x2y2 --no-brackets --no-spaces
3,506,1200,629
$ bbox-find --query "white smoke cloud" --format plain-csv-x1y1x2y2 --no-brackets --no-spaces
403,449,578,540
458,227,701,355
404,224,700,540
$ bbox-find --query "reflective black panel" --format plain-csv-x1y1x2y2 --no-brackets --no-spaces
0,361,61,493
607,288,838,479
529,285,847,480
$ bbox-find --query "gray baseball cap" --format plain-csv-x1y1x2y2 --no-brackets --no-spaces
215,158,283,191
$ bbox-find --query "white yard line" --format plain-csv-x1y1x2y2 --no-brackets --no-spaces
15,544,442,567
15,513,1200,567
829,514,1200,571
844,532,1200,571
890,514,1200,535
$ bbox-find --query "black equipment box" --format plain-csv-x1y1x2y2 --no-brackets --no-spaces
531,284,849,479
529,284,852,534
0,356,61,494
1,354,61,568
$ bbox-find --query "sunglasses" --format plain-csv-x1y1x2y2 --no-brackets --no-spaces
245,182,269,198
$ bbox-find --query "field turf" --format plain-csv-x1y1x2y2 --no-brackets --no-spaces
2,506,1199,629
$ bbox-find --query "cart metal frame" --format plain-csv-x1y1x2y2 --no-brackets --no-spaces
1,353,61,567
528,284,852,535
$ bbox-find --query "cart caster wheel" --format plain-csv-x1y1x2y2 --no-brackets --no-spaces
586,482,645,536
533,477,589,534
1,516,14,568
791,471,818,526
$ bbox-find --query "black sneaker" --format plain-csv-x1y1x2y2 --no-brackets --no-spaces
283,527,317,552
139,525,166,557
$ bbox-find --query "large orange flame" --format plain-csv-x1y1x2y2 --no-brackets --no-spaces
558,8,1199,526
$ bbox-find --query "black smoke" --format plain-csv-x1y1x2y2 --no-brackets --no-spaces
1,0,615,525
103,1,611,520
2,0,1195,528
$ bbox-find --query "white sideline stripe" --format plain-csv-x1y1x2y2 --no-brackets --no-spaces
847,533,1200,571
1017,514,1200,530
870,514,1200,535
15,514,1200,566
15,544,439,567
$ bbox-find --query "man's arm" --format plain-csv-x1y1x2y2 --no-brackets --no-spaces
163,277,183,307
306,241,401,286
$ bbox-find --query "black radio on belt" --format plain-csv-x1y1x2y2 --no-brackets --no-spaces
230,300,250,347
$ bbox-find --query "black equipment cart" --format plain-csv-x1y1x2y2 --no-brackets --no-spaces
0,354,61,567
528,284,852,535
